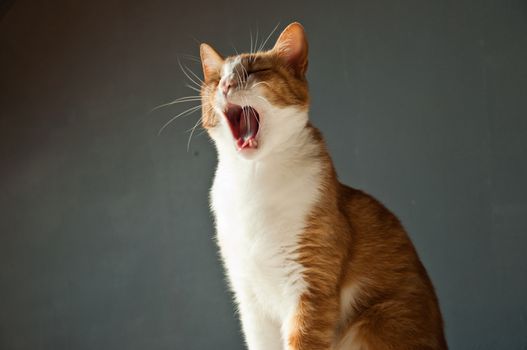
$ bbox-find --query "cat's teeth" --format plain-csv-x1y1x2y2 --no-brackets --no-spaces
237,137,258,151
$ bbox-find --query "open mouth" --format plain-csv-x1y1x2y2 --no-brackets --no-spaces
223,103,260,150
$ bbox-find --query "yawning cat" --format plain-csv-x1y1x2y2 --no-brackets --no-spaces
199,22,447,350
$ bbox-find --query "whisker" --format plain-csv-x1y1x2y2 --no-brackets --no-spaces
242,97,249,136
249,28,254,55
186,84,202,93
183,68,202,88
248,99,260,128
231,42,239,55
234,65,244,91
184,65,205,85
236,63,247,90
178,53,201,63
189,35,202,45
185,105,213,150
254,25,259,53
256,95,272,108
186,117,202,151
251,81,272,89
178,58,202,88
149,97,202,113
239,61,249,89
258,22,280,52
254,108,261,128
158,105,202,135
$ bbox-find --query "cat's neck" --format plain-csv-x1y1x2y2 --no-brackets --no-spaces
215,122,338,191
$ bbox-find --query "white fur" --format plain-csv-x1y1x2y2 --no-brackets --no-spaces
331,283,362,349
339,283,361,325
208,58,324,349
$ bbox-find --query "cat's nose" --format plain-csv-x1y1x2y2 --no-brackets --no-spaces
220,77,236,96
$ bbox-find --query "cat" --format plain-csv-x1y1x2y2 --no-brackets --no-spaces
198,22,448,350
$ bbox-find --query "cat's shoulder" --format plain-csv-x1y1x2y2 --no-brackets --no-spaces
337,183,403,230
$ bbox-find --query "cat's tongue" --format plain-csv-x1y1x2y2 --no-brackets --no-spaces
224,104,260,150
237,107,259,149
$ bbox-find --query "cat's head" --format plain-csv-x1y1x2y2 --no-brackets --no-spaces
199,22,309,160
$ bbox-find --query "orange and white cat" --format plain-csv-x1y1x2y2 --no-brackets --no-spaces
199,22,447,350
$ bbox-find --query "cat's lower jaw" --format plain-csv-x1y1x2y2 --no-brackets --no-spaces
222,103,260,152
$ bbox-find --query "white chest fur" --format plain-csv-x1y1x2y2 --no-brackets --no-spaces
211,152,322,323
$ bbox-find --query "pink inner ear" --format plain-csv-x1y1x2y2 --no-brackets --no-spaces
273,23,308,74
200,43,224,82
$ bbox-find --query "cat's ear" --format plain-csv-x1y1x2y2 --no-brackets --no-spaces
200,43,224,83
272,22,308,76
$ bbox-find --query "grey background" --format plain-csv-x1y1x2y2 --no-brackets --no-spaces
1,0,526,349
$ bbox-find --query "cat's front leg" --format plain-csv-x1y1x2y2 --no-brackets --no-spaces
237,295,282,350
282,294,339,350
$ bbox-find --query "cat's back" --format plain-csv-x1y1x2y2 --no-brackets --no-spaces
338,183,437,297
336,184,447,349
339,184,419,263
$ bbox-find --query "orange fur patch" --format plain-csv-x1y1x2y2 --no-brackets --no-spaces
286,126,447,349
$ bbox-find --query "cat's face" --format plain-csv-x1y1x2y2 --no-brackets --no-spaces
199,23,309,160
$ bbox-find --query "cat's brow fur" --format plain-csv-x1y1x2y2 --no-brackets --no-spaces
199,22,447,350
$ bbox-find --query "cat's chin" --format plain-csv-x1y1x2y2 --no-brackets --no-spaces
235,147,260,160
222,103,261,153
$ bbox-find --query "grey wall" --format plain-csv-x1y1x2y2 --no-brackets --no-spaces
1,0,526,349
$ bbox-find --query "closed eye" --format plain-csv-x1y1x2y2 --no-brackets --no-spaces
247,68,271,76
